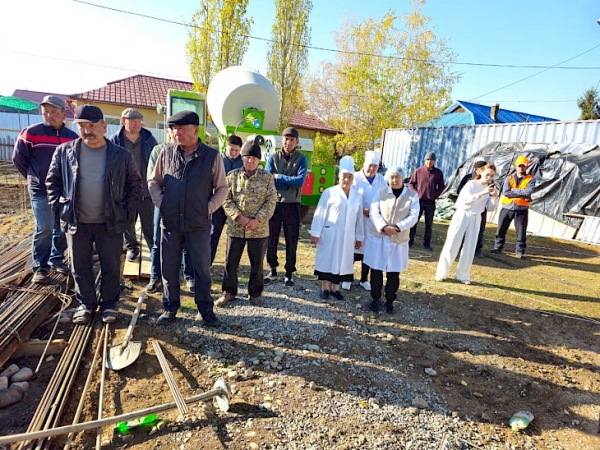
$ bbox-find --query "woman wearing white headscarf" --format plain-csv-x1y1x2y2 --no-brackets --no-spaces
364,166,419,313
310,156,364,301
341,150,387,291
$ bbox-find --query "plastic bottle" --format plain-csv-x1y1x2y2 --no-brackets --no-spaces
114,414,158,433
509,411,534,431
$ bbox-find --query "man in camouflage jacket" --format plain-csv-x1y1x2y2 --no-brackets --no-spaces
216,140,277,307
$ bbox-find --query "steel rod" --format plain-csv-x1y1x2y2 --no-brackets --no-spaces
152,341,188,415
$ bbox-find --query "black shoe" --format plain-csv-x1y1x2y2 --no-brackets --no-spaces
200,317,221,328
32,270,48,284
157,310,177,324
264,268,278,285
126,248,140,261
474,249,483,258
369,299,379,312
423,245,433,251
331,290,344,301
490,248,502,254
319,289,330,300
284,274,294,287
146,277,162,292
51,262,71,274
408,240,414,248
385,302,394,314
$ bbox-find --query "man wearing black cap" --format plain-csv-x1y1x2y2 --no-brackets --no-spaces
46,105,143,325
109,108,158,262
13,95,78,283
408,152,445,251
264,127,307,287
457,159,488,258
215,140,276,307
148,110,228,326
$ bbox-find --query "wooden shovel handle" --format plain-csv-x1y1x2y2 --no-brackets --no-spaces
120,291,145,351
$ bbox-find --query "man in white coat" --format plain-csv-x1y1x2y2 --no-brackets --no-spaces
341,150,387,291
364,166,419,313
310,156,364,301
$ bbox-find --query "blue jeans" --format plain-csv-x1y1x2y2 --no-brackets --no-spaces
67,223,122,310
30,194,67,273
150,207,193,280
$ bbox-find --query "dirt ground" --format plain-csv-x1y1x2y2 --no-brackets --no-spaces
1,211,599,449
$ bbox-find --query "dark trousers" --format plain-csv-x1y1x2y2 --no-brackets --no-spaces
409,200,436,247
267,202,301,275
494,208,529,254
370,269,400,304
67,222,122,310
150,207,193,280
222,236,268,298
352,253,370,282
476,210,487,251
210,207,228,264
124,196,154,251
161,227,216,322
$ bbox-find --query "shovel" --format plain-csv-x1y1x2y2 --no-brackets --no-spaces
106,290,145,370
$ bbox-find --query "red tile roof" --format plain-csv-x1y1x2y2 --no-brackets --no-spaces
70,75,193,109
12,89,75,119
290,110,341,134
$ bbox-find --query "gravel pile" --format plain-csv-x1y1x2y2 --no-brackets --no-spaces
136,274,536,450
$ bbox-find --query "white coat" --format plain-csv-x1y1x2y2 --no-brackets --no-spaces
364,186,420,272
436,179,498,282
353,170,388,255
310,185,364,276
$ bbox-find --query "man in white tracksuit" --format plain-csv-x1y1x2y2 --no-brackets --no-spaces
364,166,419,313
342,150,387,291
310,156,364,301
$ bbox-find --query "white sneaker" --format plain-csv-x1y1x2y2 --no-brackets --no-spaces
359,281,371,291
341,281,351,290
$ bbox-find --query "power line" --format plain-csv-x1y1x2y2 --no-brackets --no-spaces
73,0,600,71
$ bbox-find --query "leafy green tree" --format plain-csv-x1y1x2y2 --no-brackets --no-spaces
267,0,312,130
577,87,600,120
312,132,337,166
186,0,252,93
304,0,458,157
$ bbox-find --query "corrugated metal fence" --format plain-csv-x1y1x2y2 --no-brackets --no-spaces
0,112,165,161
381,120,600,179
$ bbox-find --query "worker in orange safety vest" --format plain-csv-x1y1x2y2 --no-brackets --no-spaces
490,156,536,259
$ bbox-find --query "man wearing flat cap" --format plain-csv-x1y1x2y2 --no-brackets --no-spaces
148,110,228,326
109,108,158,262
264,126,307,287
457,159,488,258
408,152,445,251
215,139,276,308
46,105,143,325
13,95,79,284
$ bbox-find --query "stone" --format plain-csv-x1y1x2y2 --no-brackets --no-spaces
11,381,30,393
0,364,19,378
424,368,437,376
245,369,254,378
227,371,239,380
309,381,317,390
10,367,34,383
0,385,24,408
412,396,429,409
306,344,320,352
0,376,8,391
249,443,259,449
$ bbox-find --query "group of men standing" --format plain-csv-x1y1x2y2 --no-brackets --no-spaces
13,101,307,327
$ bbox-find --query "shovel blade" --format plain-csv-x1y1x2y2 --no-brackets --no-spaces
106,342,142,370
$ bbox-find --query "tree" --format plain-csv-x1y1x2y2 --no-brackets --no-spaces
267,0,312,130
186,0,252,93
577,87,600,120
304,0,458,158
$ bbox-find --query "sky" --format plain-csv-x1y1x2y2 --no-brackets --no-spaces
1,0,599,121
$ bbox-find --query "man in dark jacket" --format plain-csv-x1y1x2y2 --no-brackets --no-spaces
46,105,143,325
109,108,158,261
408,152,445,251
210,134,243,264
148,110,228,326
12,95,78,283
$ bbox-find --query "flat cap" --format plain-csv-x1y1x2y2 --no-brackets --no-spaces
40,95,66,110
121,108,143,120
282,127,299,138
167,110,199,127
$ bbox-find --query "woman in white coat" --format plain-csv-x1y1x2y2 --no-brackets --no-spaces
364,167,419,313
435,164,499,284
310,156,364,301
341,150,388,291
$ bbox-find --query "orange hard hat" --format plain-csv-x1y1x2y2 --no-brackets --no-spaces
514,156,529,166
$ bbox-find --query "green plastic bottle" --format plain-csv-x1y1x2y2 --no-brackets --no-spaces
115,414,158,433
